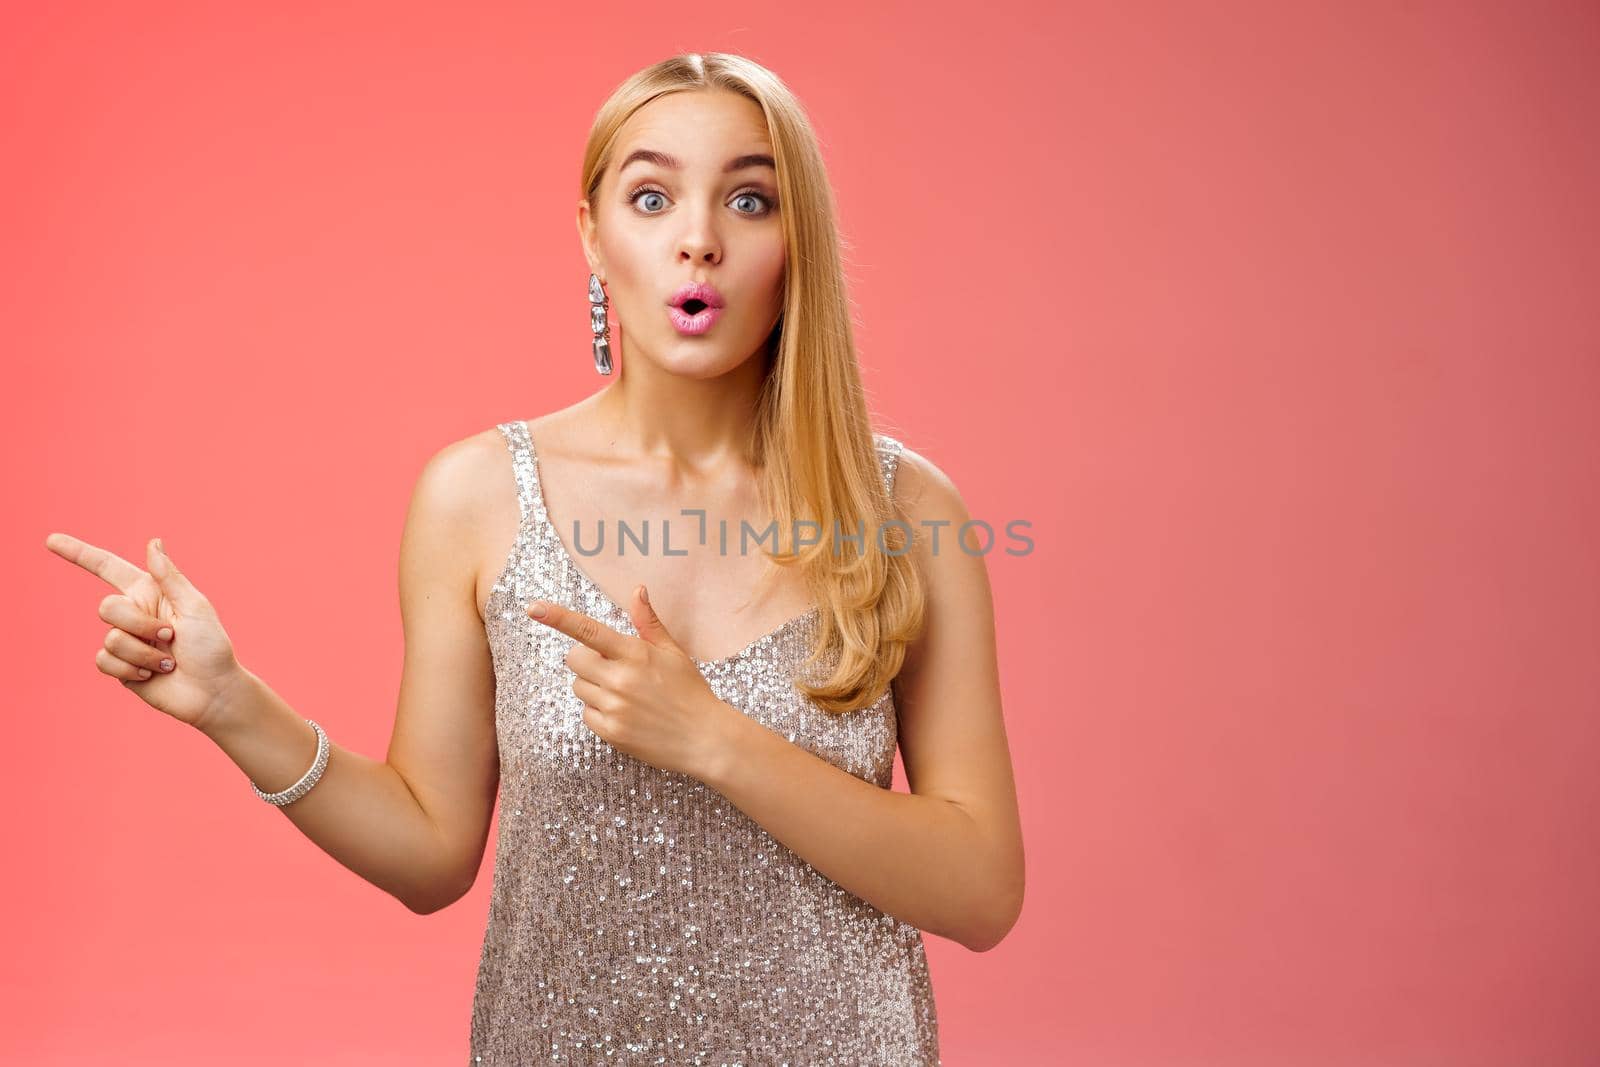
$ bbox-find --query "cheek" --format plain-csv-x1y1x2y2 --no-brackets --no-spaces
752,239,787,307
596,231,655,322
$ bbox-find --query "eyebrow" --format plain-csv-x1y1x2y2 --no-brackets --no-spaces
617,148,776,175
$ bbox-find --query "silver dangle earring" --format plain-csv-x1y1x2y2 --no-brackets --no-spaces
589,273,614,375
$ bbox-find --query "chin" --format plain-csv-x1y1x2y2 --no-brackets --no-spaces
650,337,761,377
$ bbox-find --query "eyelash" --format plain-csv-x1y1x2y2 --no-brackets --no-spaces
625,184,777,217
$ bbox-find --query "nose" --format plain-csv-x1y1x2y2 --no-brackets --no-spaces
678,241,721,266
676,209,722,266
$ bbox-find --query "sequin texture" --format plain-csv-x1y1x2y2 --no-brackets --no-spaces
468,420,940,1065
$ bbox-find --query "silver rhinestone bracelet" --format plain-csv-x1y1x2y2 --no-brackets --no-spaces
250,718,330,806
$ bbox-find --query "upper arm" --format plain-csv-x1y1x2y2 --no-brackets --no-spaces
385,434,502,902
890,447,1025,921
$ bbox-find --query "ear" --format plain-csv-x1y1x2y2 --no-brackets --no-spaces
576,199,601,278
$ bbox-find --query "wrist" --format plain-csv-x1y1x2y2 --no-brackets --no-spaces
696,697,756,791
196,664,260,743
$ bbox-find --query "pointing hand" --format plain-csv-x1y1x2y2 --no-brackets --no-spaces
45,533,247,733
528,585,741,781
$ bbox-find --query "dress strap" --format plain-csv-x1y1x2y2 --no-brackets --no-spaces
496,419,537,528
874,432,905,498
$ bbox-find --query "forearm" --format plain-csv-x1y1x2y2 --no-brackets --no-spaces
198,667,458,914
700,707,1016,952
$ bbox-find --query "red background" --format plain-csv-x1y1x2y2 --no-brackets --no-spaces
7,2,1599,1064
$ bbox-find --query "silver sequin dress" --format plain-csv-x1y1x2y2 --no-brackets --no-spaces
469,420,941,1065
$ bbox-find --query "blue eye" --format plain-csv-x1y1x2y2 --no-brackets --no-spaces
625,185,776,217
628,188,668,213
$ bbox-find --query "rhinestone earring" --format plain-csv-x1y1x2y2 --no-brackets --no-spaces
589,273,613,375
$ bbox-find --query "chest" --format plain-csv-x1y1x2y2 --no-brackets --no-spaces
481,575,899,790
475,483,816,669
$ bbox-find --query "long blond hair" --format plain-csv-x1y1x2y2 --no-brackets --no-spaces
579,52,926,713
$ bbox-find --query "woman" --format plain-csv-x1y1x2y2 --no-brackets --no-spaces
46,52,1024,1064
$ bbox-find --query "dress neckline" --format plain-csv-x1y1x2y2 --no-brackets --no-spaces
517,420,821,671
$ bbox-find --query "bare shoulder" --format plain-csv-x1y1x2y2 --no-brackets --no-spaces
409,424,511,529
400,423,523,621
884,443,994,676
889,443,980,551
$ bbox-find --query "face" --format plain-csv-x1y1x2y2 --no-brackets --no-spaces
578,90,786,377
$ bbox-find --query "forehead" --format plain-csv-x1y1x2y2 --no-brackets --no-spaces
613,90,773,167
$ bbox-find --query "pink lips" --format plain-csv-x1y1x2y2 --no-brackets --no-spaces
667,281,726,336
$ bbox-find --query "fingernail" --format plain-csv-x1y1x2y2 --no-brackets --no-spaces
639,585,650,605
159,659,174,672
529,600,547,618
157,627,173,642
137,668,152,679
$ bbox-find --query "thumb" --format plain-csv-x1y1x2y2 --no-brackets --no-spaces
147,537,206,611
630,584,683,655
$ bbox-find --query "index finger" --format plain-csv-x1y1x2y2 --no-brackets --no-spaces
43,532,148,594
528,599,631,660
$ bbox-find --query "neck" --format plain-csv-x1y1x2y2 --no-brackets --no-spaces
592,346,770,472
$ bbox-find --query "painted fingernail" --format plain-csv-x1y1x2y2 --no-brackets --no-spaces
159,659,174,672
529,600,548,617
157,627,173,641
137,668,152,679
